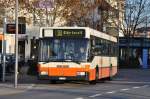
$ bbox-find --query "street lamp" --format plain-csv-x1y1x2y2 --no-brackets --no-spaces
15,0,19,88
2,17,7,82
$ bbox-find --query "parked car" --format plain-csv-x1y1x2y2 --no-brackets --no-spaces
6,54,15,73
0,53,25,75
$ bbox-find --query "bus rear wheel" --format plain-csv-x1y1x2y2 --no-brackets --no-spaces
50,80,57,84
105,77,113,81
89,80,96,85
89,67,99,85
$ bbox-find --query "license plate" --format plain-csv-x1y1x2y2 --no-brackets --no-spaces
59,77,66,80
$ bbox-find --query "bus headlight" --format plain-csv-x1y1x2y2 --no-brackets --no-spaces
76,72,86,76
40,71,48,75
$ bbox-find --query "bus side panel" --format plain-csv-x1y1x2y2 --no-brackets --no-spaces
99,66,117,79
89,69,96,81
100,67,110,78
111,57,118,76
112,66,117,76
98,67,102,79
98,57,117,79
88,66,117,81
90,56,101,80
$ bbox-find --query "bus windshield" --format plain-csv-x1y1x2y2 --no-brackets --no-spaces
38,38,89,62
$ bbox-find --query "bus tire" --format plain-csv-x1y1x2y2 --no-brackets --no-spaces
37,75,42,80
50,80,57,84
95,70,99,81
95,65,99,81
106,77,113,81
89,80,96,85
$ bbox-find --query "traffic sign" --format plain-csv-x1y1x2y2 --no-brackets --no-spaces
6,24,26,34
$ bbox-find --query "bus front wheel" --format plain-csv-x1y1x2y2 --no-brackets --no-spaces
50,80,57,84
89,80,96,85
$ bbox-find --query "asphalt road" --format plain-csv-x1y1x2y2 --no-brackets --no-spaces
0,69,150,99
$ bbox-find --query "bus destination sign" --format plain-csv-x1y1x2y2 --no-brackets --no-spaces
53,29,85,38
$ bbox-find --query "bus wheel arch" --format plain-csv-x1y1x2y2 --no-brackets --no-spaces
95,65,99,80
50,80,57,84
89,80,96,85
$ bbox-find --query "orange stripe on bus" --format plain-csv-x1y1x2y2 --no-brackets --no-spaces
99,66,117,79
38,66,117,81
0,34,4,40
39,67,89,77
89,69,96,81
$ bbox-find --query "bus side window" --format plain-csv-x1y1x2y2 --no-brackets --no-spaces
88,49,94,61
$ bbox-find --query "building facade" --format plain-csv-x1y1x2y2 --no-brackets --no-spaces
119,37,150,69
66,0,125,37
0,0,125,62
135,27,150,38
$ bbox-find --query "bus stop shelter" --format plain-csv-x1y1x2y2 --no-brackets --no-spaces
119,37,150,69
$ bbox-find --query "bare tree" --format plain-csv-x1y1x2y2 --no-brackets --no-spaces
22,0,83,26
112,0,150,66
118,0,150,37
57,0,93,27
0,0,15,26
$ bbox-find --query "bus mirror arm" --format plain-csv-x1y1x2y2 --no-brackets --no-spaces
87,51,94,61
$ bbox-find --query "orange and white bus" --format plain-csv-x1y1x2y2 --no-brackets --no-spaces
38,27,118,84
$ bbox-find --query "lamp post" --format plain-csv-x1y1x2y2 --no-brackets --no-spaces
14,0,19,88
117,0,120,69
2,17,7,82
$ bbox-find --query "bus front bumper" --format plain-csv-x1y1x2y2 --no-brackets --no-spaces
38,73,89,81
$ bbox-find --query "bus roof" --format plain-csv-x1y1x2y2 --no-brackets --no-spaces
87,28,117,42
40,27,117,42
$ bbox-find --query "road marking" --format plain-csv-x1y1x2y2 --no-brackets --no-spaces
89,94,102,98
88,85,149,98
142,85,149,88
132,86,140,89
120,88,130,91
27,84,35,90
75,97,84,99
27,86,33,89
111,81,150,84
106,91,116,94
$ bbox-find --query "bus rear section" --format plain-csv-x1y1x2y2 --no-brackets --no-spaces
37,27,118,83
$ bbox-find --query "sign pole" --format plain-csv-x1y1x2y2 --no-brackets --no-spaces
2,17,7,82
14,0,19,88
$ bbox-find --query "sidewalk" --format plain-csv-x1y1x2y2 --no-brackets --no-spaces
116,68,150,82
0,83,35,96
0,66,37,96
0,68,150,96
0,74,36,96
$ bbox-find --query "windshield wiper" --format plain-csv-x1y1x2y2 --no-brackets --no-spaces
64,59,72,62
65,59,82,64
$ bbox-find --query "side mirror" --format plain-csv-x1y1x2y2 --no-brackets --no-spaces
92,46,101,55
